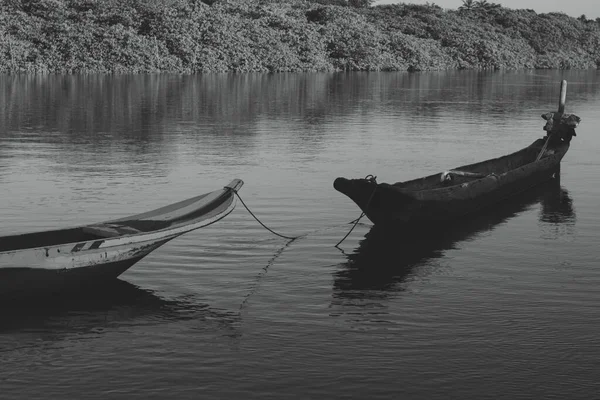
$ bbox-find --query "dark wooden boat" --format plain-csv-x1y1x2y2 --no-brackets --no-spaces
334,176,574,296
0,179,243,299
334,81,580,228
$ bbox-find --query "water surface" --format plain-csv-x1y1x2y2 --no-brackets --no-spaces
1,70,600,399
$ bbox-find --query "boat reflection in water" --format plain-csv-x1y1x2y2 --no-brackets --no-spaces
0,279,240,338
538,176,576,240
333,173,575,298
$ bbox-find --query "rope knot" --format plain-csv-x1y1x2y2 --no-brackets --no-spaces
364,174,377,183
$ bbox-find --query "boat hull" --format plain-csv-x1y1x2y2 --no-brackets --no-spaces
0,235,174,299
334,140,569,228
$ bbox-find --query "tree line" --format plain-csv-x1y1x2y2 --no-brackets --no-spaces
1,0,599,73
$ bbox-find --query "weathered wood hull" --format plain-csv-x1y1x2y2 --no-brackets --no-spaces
334,139,569,228
0,179,243,298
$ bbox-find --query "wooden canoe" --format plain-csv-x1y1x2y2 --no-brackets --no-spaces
334,81,580,229
334,130,576,228
0,179,243,299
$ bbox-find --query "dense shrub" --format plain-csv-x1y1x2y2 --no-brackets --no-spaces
308,5,385,70
1,0,599,73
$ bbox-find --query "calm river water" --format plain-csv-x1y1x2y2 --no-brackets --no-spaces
1,70,599,399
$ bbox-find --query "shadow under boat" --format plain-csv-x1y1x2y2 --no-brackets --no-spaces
333,173,575,296
0,278,240,336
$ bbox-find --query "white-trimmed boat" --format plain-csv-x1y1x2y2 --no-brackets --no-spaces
0,179,243,298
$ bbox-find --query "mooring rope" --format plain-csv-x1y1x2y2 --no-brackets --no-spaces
334,213,366,248
233,176,379,310
536,133,553,162
229,174,377,247
238,237,295,312
334,174,378,248
230,189,299,240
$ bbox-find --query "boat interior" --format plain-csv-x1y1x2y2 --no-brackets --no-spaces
0,180,242,254
391,139,552,191
0,227,111,253
0,219,157,253
0,215,201,253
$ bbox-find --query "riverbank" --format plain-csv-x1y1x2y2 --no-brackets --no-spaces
1,0,599,73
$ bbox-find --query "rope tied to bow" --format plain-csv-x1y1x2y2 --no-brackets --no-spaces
334,174,378,248
226,186,299,241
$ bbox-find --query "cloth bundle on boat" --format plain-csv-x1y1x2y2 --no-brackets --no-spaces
541,112,581,143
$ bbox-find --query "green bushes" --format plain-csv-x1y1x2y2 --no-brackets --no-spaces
1,0,599,73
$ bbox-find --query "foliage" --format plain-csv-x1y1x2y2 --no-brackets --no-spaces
459,0,475,11
307,5,385,70
1,0,600,73
314,0,373,7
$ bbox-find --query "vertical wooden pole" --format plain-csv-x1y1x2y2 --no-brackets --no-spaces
558,80,567,114
536,80,567,162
